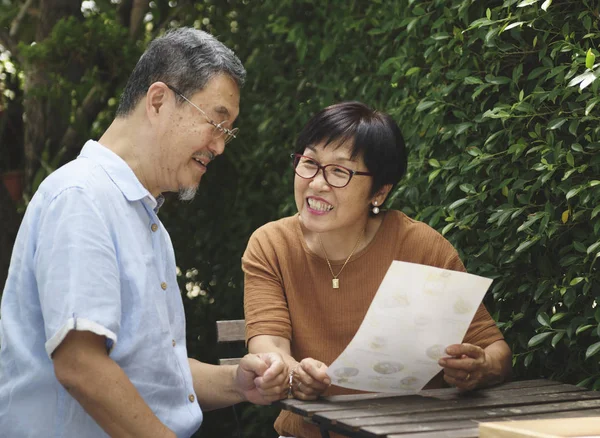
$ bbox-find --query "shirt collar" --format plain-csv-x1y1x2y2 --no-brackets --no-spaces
78,140,164,211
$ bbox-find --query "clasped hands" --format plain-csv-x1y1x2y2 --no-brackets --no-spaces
234,354,331,405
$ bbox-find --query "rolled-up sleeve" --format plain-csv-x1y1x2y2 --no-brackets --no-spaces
34,187,121,358
242,229,292,343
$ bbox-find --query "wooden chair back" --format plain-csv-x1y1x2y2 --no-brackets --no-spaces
216,319,246,365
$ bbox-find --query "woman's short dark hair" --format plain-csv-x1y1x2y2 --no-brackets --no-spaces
294,101,407,197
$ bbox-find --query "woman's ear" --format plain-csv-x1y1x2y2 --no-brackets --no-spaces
372,184,393,206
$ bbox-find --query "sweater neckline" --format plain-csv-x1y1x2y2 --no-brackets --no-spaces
294,210,394,265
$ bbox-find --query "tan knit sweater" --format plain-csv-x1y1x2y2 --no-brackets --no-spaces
243,210,504,438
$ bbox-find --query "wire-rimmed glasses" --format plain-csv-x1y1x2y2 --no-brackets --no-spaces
166,84,238,144
291,153,373,188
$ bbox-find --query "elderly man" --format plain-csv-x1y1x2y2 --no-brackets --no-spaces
0,28,286,437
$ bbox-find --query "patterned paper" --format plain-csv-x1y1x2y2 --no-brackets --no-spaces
327,261,493,393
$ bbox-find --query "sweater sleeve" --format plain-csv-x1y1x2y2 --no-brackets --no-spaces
443,253,504,348
242,228,292,343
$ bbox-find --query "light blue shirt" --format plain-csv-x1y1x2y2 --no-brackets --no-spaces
0,141,203,437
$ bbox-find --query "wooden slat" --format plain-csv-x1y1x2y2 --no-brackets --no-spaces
311,387,594,424
278,379,562,413
216,319,246,342
383,408,600,438
334,398,600,431
387,428,479,438
276,379,560,416
360,407,600,437
285,383,585,418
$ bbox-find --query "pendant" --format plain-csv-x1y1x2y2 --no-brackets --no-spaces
332,278,340,289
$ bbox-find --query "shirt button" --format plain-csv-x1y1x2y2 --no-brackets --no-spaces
161,282,167,290
172,339,176,347
151,223,158,232
188,394,195,403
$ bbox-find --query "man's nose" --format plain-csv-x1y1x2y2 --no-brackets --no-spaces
210,136,226,157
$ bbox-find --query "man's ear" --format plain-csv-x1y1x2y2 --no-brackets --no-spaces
146,82,169,119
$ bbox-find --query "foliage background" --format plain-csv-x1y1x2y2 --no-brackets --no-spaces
1,0,599,436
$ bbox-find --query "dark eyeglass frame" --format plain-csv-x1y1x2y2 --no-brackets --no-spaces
291,153,373,188
165,84,238,144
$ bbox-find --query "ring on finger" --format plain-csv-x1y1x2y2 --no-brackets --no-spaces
465,372,471,381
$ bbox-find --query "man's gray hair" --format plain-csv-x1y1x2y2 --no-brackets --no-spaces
116,28,246,116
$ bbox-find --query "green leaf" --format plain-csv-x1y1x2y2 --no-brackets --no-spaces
576,324,594,335
592,205,600,219
448,198,468,210
551,331,564,348
548,118,567,130
464,76,483,85
537,312,551,327
577,376,595,387
528,332,553,347
428,168,442,182
585,99,598,116
570,277,585,286
429,158,440,168
566,187,582,200
550,312,567,323
573,241,587,253
441,222,455,235
541,0,552,10
459,183,476,194
586,49,596,70
504,21,525,31
517,213,544,232
416,100,436,112
518,0,538,6
405,67,421,76
524,352,534,367
566,151,574,167
587,242,600,255
319,42,335,62
516,236,540,253
586,341,600,359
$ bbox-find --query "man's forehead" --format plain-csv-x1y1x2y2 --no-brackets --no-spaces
201,75,240,119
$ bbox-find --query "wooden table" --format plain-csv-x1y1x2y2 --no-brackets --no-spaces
277,379,600,437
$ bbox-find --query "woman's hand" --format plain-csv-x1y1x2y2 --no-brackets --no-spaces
438,341,511,391
291,358,331,400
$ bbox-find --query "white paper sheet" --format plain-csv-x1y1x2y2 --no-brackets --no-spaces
326,260,493,393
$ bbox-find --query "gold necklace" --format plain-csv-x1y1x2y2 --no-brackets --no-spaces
318,228,365,289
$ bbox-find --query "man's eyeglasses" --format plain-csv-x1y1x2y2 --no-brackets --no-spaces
166,84,238,144
291,153,373,188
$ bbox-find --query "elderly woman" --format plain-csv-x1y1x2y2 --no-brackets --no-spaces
243,101,512,438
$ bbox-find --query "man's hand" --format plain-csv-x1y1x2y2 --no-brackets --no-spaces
235,352,287,405
290,357,331,401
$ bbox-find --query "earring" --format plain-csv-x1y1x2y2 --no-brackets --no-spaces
372,201,380,215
